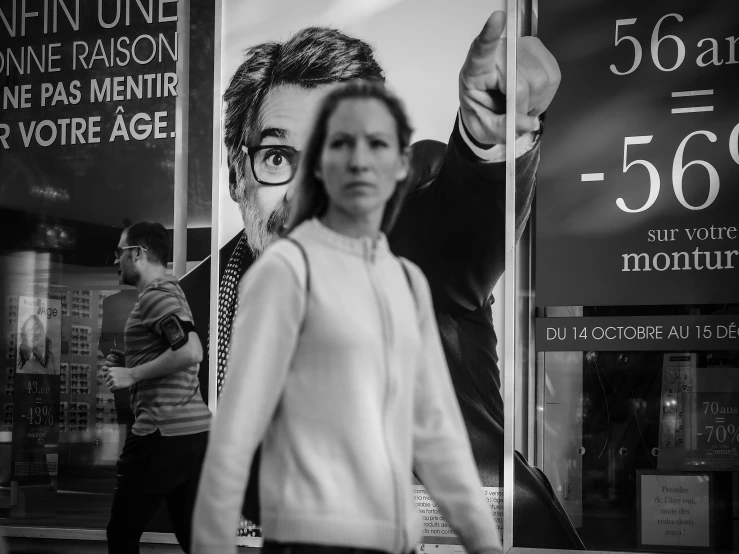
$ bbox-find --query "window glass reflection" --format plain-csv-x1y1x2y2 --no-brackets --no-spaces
538,312,739,553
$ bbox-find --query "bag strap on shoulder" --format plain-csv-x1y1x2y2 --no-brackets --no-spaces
398,257,418,314
284,236,310,293
284,237,310,333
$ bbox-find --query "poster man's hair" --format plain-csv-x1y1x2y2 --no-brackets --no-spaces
124,221,171,267
224,26,385,187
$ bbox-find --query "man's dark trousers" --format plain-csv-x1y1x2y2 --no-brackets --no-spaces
106,429,209,554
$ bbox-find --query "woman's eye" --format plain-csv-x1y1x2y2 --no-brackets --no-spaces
371,140,388,149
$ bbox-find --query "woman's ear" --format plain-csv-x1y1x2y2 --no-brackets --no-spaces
397,148,410,181
314,163,323,181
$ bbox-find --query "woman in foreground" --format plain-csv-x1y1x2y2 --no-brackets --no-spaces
192,80,501,554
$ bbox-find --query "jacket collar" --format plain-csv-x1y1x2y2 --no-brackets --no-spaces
303,218,390,262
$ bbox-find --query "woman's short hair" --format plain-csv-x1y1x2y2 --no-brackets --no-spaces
18,314,52,370
283,80,414,235
20,314,44,344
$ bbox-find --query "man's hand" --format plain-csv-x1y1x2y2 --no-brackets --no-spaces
104,366,136,391
104,349,134,391
459,10,561,145
105,349,126,369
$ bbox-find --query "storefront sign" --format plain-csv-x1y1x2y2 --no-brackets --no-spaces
536,315,739,351
0,0,179,227
11,296,61,487
537,0,738,307
637,472,712,550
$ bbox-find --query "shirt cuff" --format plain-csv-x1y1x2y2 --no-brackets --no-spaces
457,111,538,162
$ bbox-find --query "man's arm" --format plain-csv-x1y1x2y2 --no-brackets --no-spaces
452,8,559,250
105,281,203,390
391,11,559,307
392,120,541,310
104,334,202,390
459,11,559,147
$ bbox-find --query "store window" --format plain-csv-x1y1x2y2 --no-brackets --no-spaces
533,0,737,552
0,0,213,537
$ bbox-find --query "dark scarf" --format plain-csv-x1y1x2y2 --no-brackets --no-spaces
214,232,252,396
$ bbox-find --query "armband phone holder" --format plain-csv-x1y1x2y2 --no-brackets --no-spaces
160,315,195,351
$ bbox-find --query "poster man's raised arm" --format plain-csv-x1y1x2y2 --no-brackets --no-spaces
459,11,559,147
391,10,561,307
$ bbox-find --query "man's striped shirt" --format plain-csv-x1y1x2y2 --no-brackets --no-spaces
124,276,211,436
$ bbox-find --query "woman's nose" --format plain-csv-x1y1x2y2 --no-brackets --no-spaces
348,142,370,171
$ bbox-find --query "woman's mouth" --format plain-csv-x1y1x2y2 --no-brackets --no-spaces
345,181,374,190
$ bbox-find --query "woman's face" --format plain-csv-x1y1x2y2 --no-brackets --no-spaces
23,319,43,349
316,98,408,224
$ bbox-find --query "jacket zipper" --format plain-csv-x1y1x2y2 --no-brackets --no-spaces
365,239,403,552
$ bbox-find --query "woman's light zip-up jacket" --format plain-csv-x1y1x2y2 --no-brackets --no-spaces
192,218,501,554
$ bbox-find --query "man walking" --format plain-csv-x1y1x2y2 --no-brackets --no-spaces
105,221,211,553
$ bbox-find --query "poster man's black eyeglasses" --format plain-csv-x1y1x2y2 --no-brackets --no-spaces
241,144,301,186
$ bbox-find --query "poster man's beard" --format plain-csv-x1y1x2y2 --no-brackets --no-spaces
239,193,290,257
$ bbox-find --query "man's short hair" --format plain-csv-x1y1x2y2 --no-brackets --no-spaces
224,26,385,186
125,221,170,267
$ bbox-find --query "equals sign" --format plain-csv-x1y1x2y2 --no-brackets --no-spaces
671,90,714,114
715,417,725,423
34,399,42,405
581,172,604,182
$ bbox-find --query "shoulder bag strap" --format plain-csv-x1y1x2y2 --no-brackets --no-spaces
398,257,419,318
283,237,310,330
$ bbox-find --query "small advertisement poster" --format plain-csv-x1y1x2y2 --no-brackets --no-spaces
15,297,61,377
638,472,711,550
658,363,739,471
11,296,62,488
687,392,739,467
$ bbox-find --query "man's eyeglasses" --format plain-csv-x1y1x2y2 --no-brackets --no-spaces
114,245,147,260
242,144,301,186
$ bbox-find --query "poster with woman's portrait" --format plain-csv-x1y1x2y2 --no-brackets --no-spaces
16,298,61,376
11,297,62,490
